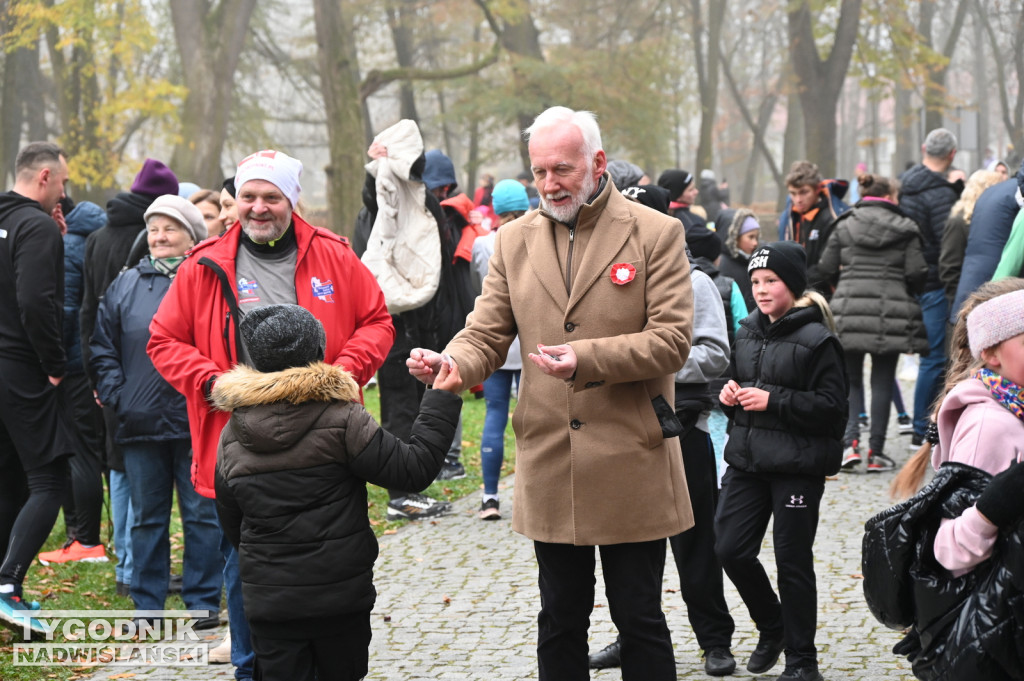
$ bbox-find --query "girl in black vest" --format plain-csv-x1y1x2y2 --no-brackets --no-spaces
716,242,848,681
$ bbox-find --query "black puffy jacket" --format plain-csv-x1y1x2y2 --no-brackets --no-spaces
212,363,461,637
722,303,848,476
898,164,963,292
88,257,189,443
863,462,1024,681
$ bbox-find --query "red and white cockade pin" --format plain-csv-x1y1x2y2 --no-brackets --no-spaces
610,263,636,285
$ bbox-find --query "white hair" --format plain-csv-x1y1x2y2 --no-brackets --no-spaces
523,107,603,162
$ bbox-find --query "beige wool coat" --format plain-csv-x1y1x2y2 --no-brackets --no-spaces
445,177,695,545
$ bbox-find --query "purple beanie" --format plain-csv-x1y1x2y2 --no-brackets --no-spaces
131,159,179,198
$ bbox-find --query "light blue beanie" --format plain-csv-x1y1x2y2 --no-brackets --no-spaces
491,179,530,215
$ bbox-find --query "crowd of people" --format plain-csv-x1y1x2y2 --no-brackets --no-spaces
0,111,1022,681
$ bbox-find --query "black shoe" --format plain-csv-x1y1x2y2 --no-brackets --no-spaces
435,458,466,481
747,633,784,674
479,498,501,520
588,638,622,669
909,432,924,449
168,573,182,594
704,647,737,676
387,493,452,520
192,612,221,630
116,581,130,597
776,666,824,681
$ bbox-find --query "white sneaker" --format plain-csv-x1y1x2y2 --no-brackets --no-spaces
208,628,231,664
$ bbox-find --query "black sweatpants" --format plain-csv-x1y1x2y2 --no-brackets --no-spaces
378,314,428,501
0,358,75,590
714,467,824,669
535,539,676,681
60,372,105,546
669,427,734,650
843,351,899,453
250,613,372,681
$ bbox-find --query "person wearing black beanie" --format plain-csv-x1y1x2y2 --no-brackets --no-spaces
658,169,704,231
717,238,846,681
747,241,808,301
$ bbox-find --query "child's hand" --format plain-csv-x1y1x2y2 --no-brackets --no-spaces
719,380,740,407
735,386,770,411
431,356,464,394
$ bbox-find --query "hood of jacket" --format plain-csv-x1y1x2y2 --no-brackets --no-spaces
105,191,152,230
899,163,953,198
840,201,920,248
213,362,361,453
723,207,757,258
65,200,107,237
0,190,44,224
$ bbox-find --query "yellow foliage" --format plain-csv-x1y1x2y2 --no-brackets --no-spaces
2,0,187,192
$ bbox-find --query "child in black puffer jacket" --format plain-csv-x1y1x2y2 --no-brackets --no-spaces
716,242,848,681
213,304,462,681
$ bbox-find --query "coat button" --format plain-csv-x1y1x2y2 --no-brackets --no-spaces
570,419,582,429
565,322,575,332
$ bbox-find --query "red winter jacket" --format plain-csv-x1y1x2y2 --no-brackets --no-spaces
147,215,394,498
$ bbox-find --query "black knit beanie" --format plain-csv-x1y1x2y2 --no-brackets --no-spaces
656,169,694,201
621,184,670,215
239,304,326,372
747,242,807,297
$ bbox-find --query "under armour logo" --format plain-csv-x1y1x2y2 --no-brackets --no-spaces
790,495,804,506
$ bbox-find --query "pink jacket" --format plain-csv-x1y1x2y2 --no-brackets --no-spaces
931,378,1024,572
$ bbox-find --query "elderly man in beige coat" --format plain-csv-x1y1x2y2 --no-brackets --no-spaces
408,106,694,681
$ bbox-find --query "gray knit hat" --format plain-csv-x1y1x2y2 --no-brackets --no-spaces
967,289,1024,359
144,194,208,243
239,304,326,372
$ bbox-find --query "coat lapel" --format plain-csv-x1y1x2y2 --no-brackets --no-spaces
566,196,635,314
522,216,570,309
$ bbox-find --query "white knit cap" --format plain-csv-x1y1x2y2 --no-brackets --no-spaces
235,150,303,208
967,289,1024,359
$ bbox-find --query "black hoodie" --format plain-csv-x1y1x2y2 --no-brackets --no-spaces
79,191,154,371
0,191,66,375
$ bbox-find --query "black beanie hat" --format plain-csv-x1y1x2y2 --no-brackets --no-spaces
686,224,723,262
747,241,807,297
239,304,326,373
656,169,694,201
621,184,671,215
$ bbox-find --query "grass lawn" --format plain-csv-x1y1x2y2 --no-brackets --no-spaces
0,385,515,679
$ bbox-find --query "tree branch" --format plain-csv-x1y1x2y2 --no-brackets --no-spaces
360,40,500,101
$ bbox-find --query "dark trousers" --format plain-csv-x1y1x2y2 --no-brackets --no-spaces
714,467,824,669
251,613,371,681
0,457,67,589
60,372,105,545
535,539,676,681
378,314,427,501
669,427,734,650
843,351,900,453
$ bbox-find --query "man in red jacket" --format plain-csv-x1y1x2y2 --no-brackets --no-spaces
148,149,393,679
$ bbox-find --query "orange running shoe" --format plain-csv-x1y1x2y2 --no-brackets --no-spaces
38,540,109,565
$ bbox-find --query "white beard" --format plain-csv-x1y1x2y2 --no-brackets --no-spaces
541,172,598,225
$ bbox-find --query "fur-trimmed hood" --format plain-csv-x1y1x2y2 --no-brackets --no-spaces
212,362,360,411
724,208,759,258
213,362,362,454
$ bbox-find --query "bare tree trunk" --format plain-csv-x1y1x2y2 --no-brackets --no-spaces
691,0,727,174
314,0,366,236
787,0,862,178
920,0,970,133
387,0,420,122
973,7,988,162
169,0,257,188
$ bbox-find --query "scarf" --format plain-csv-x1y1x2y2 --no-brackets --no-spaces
974,366,1024,421
150,256,186,279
